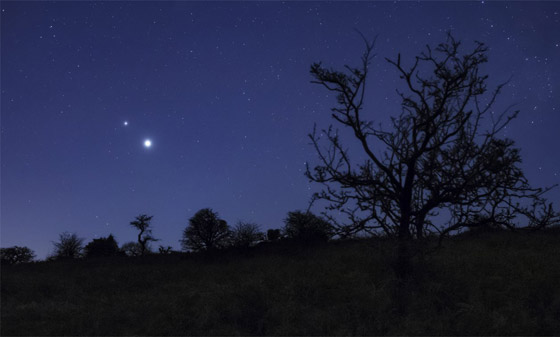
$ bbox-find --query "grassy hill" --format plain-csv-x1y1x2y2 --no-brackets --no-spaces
2,230,560,335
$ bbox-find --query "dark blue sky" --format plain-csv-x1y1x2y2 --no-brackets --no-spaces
2,1,559,259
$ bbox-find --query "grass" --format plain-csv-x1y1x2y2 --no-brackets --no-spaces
2,230,560,335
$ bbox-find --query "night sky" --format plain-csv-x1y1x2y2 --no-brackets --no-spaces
2,1,559,259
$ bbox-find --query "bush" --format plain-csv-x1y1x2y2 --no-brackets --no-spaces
158,245,173,254
284,210,333,242
84,235,120,258
52,232,84,259
121,241,145,257
231,222,265,248
181,208,230,251
267,229,282,242
0,246,35,265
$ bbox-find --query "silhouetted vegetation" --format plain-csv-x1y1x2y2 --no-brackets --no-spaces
231,222,265,248
51,232,84,260
266,228,282,242
308,34,558,239
284,210,333,242
84,234,121,258
2,230,559,335
158,245,173,254
306,34,560,307
0,246,35,265
120,241,144,257
129,214,158,256
181,208,230,251
3,33,559,335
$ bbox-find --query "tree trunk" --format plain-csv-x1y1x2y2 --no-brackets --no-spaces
415,214,425,240
414,213,427,263
138,228,146,256
395,214,412,315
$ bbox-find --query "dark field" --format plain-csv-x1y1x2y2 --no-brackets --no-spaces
2,230,560,335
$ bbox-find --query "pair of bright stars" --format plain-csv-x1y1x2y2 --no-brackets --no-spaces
123,121,152,148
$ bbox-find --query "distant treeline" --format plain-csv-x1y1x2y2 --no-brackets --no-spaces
1,208,333,264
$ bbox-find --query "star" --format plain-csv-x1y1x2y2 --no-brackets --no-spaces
144,139,152,148
123,121,128,126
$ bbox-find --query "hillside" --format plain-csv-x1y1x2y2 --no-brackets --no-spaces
2,230,560,335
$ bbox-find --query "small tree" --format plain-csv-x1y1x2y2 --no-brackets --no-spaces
284,210,333,242
121,241,143,257
129,214,158,256
52,232,84,259
267,229,282,242
84,234,120,258
0,246,35,265
231,222,265,248
181,208,230,251
307,33,558,262
158,245,173,254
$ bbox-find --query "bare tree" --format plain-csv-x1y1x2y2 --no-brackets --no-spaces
129,214,158,256
181,208,230,252
231,222,265,248
52,232,84,259
306,34,558,272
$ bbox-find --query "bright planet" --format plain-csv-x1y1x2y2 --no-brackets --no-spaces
144,139,152,148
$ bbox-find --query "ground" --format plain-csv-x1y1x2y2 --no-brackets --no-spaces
2,229,559,335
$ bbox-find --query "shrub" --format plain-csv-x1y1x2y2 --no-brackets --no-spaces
266,229,282,242
284,210,333,242
231,222,265,248
52,232,84,259
84,235,120,258
0,246,35,265
158,245,173,254
121,241,144,257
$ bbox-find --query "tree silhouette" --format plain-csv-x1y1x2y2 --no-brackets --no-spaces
266,229,282,242
231,222,265,248
52,232,84,259
307,34,559,278
129,214,158,256
158,245,173,254
121,241,143,257
0,246,35,265
283,210,333,242
84,234,120,258
181,208,230,252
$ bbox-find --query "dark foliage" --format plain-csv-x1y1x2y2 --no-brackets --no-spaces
158,245,173,254
231,222,265,248
266,229,282,242
51,232,84,259
283,210,333,242
0,246,35,265
129,214,158,256
181,208,230,251
84,235,120,258
121,241,144,257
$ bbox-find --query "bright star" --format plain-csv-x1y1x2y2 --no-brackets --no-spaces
123,121,128,126
144,139,152,148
